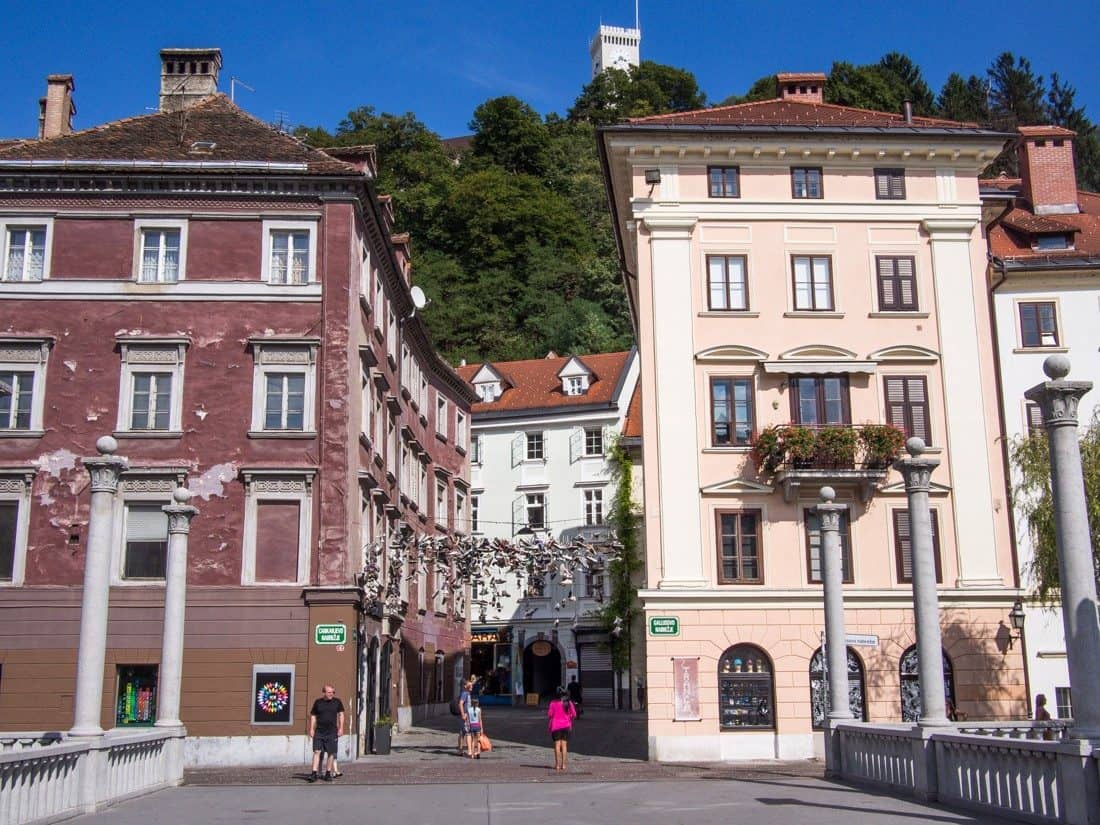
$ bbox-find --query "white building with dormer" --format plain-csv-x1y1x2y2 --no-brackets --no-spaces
456,350,639,707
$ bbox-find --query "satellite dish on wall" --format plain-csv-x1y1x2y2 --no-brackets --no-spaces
408,286,430,318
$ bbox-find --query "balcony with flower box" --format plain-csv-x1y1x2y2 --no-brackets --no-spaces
750,423,906,502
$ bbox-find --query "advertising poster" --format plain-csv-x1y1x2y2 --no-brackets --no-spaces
252,666,294,725
672,657,701,721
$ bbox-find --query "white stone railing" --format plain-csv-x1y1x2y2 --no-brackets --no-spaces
832,722,1100,825
957,720,1072,742
836,723,919,792
0,727,185,825
0,732,66,754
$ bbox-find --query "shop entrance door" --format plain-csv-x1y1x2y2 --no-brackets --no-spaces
578,643,614,707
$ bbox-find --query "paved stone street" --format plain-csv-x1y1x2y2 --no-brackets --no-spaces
72,706,1003,823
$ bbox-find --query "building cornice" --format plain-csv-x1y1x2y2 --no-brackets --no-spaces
637,586,1018,611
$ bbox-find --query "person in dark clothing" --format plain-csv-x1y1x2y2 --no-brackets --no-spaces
308,684,345,782
567,677,583,717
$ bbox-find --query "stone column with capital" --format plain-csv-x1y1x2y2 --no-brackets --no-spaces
71,436,129,737
815,487,852,775
1024,355,1100,742
894,437,950,727
156,487,199,728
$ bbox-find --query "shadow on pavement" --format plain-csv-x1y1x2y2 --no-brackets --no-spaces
413,705,648,760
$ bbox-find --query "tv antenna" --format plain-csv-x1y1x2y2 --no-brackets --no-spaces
272,110,290,133
230,76,255,103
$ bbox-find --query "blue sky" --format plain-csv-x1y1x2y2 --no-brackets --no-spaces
0,1,1096,140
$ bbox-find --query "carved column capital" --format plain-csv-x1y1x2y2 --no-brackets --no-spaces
893,437,941,493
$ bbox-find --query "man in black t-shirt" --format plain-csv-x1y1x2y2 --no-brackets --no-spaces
308,684,345,782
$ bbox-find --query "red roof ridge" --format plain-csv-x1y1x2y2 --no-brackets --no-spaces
628,97,978,129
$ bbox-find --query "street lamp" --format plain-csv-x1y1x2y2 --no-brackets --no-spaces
1009,599,1026,647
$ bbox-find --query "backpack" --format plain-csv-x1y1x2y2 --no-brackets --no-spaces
449,696,461,716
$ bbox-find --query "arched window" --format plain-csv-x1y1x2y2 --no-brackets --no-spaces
900,645,955,722
718,644,775,730
809,646,867,729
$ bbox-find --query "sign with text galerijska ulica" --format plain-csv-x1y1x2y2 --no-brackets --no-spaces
649,616,680,636
314,623,347,645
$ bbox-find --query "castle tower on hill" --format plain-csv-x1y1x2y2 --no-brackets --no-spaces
589,23,641,78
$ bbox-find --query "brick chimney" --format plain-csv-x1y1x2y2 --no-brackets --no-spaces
1017,125,1079,215
159,48,222,112
776,72,826,104
38,75,75,139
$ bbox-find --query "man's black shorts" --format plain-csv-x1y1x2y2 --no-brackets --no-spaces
313,732,338,755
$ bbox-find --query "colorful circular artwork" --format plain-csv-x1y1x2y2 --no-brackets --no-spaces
256,681,289,714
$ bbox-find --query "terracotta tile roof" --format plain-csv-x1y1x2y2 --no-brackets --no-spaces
456,351,632,414
979,175,1022,193
0,94,356,175
1000,209,1079,235
622,385,642,438
625,98,983,130
1017,125,1077,139
989,190,1100,262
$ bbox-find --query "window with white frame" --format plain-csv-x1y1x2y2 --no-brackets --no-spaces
436,393,448,439
262,220,317,285
456,410,467,451
2,223,49,282
361,364,372,438
455,488,466,533
435,478,448,527
116,340,187,434
526,431,544,461
374,275,385,331
418,374,428,413
135,221,185,283
122,502,169,580
471,434,482,465
526,493,546,530
0,472,32,586
565,376,587,396
584,488,604,526
386,308,397,358
386,412,397,477
418,458,428,507
250,342,317,434
242,471,313,585
471,494,480,533
584,427,604,456
0,339,49,434
360,242,371,297
477,381,501,402
792,255,834,311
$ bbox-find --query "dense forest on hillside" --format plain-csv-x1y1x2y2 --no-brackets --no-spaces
296,53,1099,365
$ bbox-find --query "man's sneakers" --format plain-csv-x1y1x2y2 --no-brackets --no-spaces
308,771,318,783
322,771,332,781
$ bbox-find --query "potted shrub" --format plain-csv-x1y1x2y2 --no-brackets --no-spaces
783,425,818,468
859,424,907,468
750,425,785,474
373,716,394,755
815,426,858,468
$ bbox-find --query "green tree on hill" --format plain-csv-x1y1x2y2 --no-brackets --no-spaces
569,61,706,124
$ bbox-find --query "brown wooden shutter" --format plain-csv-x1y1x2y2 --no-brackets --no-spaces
885,377,908,431
255,500,301,582
896,257,916,309
894,509,913,582
906,377,930,443
876,172,891,200
877,257,896,307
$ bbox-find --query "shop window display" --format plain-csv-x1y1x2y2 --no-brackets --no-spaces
116,664,158,726
718,644,774,730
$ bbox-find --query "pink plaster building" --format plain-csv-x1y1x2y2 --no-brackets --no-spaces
0,50,475,764
599,75,1027,760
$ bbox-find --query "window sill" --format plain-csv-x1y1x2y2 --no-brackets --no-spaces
868,311,929,319
132,279,181,286
112,579,166,587
0,429,45,438
455,444,467,456
783,311,844,318
697,311,759,318
435,432,448,443
702,446,751,453
247,430,317,439
113,430,183,439
1013,347,1068,354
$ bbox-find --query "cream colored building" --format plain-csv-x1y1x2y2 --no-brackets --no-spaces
598,74,1027,761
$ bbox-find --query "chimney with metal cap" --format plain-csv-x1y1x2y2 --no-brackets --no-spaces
38,75,75,139
159,48,222,112
903,100,913,124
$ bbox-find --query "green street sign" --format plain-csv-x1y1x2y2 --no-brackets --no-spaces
315,623,347,645
649,616,680,636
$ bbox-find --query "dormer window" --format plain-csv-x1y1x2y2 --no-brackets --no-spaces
477,382,501,402
565,376,588,396
1035,234,1071,250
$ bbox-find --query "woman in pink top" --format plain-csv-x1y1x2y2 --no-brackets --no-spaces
547,688,577,771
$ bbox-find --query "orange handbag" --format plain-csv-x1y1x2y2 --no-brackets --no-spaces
478,732,492,752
